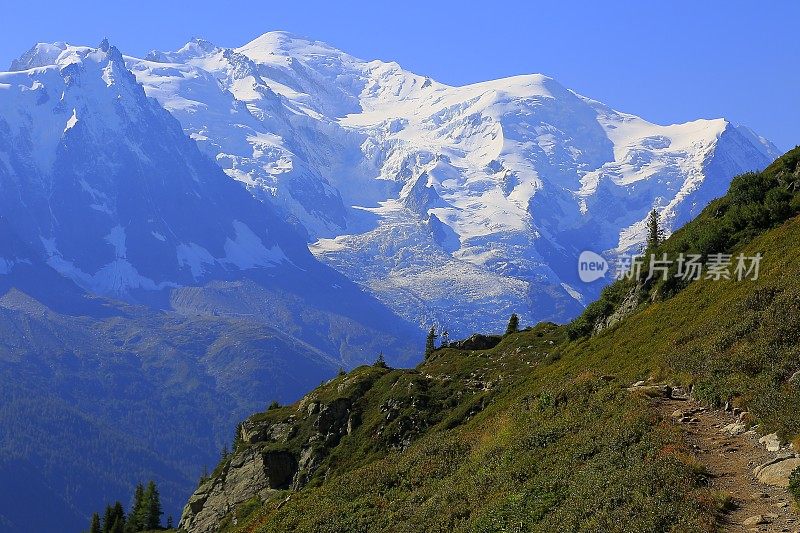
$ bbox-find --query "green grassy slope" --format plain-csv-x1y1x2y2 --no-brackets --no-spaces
186,148,800,532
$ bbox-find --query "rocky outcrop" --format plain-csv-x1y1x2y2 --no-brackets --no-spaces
450,334,502,351
178,448,296,533
179,395,357,532
593,286,641,335
292,397,353,489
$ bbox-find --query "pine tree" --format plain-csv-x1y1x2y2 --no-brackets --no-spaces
110,517,125,533
167,515,174,529
233,422,244,452
505,313,520,335
90,512,101,533
144,480,163,530
424,326,438,358
440,330,449,347
646,208,664,250
102,505,114,533
373,353,387,368
126,483,145,532
112,502,125,529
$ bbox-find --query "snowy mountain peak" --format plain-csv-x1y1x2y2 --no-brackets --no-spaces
1,34,783,334
122,33,781,334
145,37,220,63
0,41,321,298
237,31,354,62
9,41,69,71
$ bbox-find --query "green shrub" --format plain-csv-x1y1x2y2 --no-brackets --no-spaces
789,466,800,503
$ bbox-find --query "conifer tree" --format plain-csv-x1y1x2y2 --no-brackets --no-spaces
424,326,438,358
112,502,125,530
505,313,520,335
374,353,387,368
109,517,124,533
126,483,145,532
144,480,163,530
233,422,244,452
102,505,114,533
646,208,664,249
90,512,101,533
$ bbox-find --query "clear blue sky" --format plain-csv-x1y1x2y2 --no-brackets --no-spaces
3,0,798,150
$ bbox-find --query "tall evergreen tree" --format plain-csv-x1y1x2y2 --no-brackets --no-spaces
424,326,438,358
505,313,520,335
233,422,244,452
144,480,163,530
110,517,125,533
102,505,114,533
373,352,387,368
126,483,145,532
646,208,664,249
90,512,101,533
112,501,125,527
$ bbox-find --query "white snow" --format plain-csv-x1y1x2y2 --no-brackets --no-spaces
64,108,78,132
223,220,287,269
40,235,177,296
176,242,215,278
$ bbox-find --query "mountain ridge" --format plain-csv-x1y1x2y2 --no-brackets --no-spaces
113,31,780,334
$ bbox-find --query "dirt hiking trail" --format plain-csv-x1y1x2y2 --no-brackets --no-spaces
660,397,800,532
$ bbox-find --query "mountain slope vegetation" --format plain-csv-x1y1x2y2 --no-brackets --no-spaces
181,148,800,532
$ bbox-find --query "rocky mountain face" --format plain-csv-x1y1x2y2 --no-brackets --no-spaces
124,32,779,334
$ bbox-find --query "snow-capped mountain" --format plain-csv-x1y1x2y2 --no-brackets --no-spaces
4,32,778,335
113,32,778,334
0,39,421,363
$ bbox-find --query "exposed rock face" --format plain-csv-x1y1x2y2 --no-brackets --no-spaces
450,334,502,351
179,396,355,532
593,286,641,335
292,397,352,489
721,422,747,436
179,448,296,533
